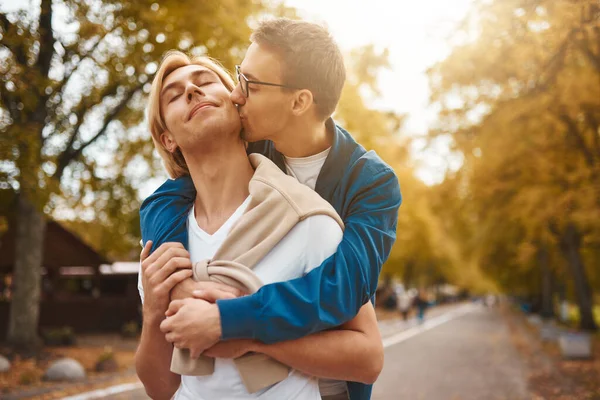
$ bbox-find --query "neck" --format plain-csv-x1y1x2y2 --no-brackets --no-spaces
272,118,331,158
182,138,254,234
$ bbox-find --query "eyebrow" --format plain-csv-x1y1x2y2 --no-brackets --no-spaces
161,69,216,97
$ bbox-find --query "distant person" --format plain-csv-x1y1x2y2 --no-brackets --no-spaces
397,291,412,321
413,290,429,324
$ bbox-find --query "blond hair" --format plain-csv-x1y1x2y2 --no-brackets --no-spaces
147,51,236,178
251,18,346,120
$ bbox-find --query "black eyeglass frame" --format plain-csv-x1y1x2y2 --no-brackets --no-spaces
235,65,316,103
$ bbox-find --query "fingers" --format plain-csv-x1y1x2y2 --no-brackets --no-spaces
160,316,172,333
140,240,153,262
193,289,237,303
142,242,187,273
165,332,177,343
161,269,194,296
150,269,192,302
190,348,202,360
165,298,186,318
152,256,193,285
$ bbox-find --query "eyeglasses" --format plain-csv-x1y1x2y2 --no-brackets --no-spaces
235,65,307,100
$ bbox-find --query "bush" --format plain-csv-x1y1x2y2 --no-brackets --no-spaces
42,326,76,346
95,347,118,373
18,367,40,385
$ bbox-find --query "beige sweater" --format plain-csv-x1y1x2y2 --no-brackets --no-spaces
170,153,344,393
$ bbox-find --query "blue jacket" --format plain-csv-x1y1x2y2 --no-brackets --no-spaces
140,121,402,400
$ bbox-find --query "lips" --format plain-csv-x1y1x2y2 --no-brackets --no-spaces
188,102,216,121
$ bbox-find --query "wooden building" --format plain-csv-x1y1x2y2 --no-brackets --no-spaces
0,208,141,338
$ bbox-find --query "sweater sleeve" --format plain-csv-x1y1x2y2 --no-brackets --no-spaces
217,166,401,343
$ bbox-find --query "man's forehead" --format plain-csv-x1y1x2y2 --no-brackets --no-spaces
240,43,283,80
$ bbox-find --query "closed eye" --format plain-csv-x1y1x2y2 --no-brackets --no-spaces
197,80,215,87
169,94,182,103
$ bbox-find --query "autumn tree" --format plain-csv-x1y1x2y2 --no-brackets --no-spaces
429,0,599,330
0,0,292,350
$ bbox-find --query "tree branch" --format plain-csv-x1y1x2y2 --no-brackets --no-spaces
0,12,28,66
54,85,141,180
37,0,55,78
54,26,118,101
57,82,120,153
0,12,11,33
584,109,600,157
555,111,596,167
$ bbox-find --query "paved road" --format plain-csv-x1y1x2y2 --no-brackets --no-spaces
85,305,530,400
373,306,530,400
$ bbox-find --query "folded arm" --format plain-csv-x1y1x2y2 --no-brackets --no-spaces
255,301,382,384
218,166,401,343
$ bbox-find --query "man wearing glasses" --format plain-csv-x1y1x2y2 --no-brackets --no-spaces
140,18,401,400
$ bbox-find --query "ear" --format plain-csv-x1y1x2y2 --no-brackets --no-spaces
160,131,178,153
291,89,315,117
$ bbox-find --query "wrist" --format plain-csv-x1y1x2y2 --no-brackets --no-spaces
142,307,165,326
209,303,223,340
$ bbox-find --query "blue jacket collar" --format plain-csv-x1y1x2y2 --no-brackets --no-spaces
315,118,362,198
264,118,362,199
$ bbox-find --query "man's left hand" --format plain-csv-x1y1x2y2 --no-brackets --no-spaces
160,298,222,358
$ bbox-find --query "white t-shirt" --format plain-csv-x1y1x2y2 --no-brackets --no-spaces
138,196,344,400
284,147,331,191
284,147,347,397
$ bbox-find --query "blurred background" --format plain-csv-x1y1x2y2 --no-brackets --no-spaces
0,0,598,399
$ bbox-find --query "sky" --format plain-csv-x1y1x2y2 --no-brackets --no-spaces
283,0,474,183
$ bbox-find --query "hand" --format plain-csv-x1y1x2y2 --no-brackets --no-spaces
203,339,257,359
191,283,246,303
171,279,245,302
160,298,222,359
140,241,193,321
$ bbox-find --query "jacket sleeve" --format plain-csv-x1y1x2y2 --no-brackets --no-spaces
217,166,401,343
139,175,196,253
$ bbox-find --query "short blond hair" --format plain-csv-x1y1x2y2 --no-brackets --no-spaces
251,18,346,120
147,51,236,178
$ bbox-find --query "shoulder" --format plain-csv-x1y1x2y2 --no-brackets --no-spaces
350,150,398,181
335,123,399,183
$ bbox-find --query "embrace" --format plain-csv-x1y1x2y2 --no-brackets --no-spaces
136,18,401,400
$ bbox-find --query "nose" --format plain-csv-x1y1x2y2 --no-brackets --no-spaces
185,83,204,102
230,83,246,106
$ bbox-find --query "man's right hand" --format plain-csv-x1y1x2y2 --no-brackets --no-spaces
140,241,193,321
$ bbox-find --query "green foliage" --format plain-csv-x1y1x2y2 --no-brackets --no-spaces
42,326,76,346
96,346,115,363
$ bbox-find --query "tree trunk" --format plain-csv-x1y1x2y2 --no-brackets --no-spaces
538,244,554,319
7,193,46,351
558,223,597,331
